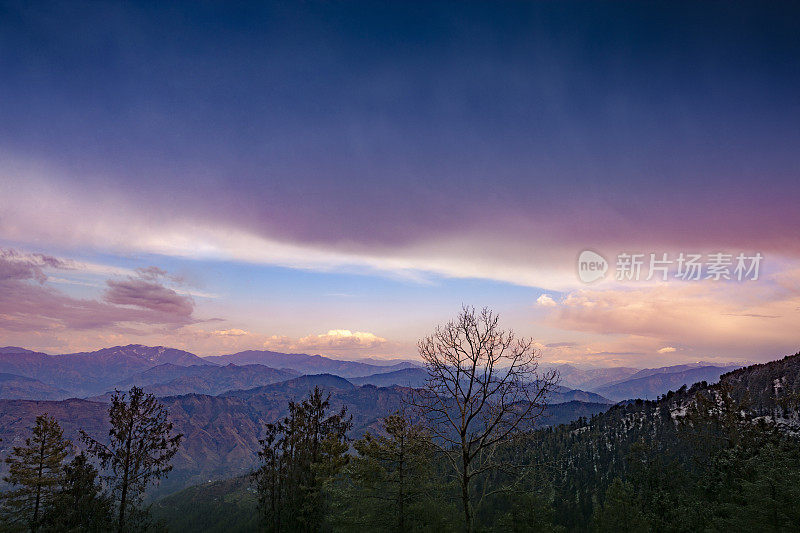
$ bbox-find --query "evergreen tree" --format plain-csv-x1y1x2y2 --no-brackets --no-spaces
329,412,454,532
81,386,182,533
593,478,647,533
253,386,351,532
1,414,70,532
40,453,114,532
494,492,562,533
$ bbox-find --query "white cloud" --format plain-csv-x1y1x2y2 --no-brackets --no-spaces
537,294,557,307
657,346,677,354
213,328,249,337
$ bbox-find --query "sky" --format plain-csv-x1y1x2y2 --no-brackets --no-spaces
1,1,799,366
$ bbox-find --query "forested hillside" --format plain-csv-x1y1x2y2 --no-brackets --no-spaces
152,351,800,532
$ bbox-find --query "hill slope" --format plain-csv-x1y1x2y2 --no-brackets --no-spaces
0,373,71,400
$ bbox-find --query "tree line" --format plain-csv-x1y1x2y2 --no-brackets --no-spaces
0,387,182,532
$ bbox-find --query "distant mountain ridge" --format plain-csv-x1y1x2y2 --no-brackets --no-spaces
0,344,212,397
100,363,299,399
204,350,416,378
553,364,640,390
0,373,71,401
350,368,428,388
592,364,741,401
0,344,746,403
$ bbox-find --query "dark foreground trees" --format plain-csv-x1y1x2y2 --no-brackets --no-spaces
0,414,70,532
328,412,456,532
253,386,351,532
81,386,183,533
0,388,183,532
40,453,114,532
412,306,558,532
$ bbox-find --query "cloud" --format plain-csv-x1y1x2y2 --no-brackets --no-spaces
0,249,198,337
212,328,249,337
104,278,194,317
540,277,800,358
657,346,677,354
135,266,169,280
537,294,557,307
262,329,388,353
0,249,68,283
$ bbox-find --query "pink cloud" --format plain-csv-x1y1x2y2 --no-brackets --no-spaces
0,249,198,337
104,278,194,317
540,277,800,359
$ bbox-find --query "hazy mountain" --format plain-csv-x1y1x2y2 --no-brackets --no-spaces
220,374,356,399
593,365,741,401
624,362,744,382
0,344,214,397
553,364,640,390
204,350,416,378
0,347,37,354
0,373,71,400
346,356,422,367
350,368,429,388
549,386,613,404
67,345,213,367
349,368,612,404
110,363,298,397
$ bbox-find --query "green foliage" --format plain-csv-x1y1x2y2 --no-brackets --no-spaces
39,453,114,532
252,386,352,532
151,476,258,533
495,492,563,533
593,478,646,533
1,414,70,532
328,412,457,532
81,386,183,533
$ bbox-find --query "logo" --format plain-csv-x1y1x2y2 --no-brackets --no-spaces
577,250,608,283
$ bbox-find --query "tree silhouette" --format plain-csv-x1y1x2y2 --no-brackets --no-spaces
1,414,70,532
81,386,182,533
411,306,557,532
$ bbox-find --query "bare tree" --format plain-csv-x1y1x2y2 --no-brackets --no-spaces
411,306,558,532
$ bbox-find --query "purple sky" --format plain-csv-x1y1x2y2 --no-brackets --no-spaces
1,1,799,366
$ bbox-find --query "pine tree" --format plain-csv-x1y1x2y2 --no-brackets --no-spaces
593,478,647,533
329,412,453,532
253,386,351,532
1,414,70,532
40,453,114,532
81,386,182,533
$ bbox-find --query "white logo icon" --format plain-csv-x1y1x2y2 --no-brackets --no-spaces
577,250,608,283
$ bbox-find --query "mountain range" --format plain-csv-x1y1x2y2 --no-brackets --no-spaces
0,343,768,500
204,350,417,377
591,364,741,402
0,344,744,405
0,345,416,398
159,351,800,523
